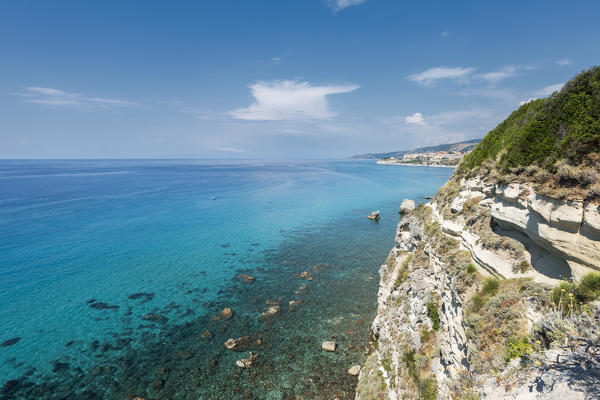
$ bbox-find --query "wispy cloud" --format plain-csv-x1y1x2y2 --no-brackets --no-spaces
328,0,367,12
535,82,564,97
519,82,565,105
405,112,425,125
14,86,138,108
409,66,476,87
212,147,245,153
230,80,359,121
440,31,448,37
475,65,517,84
557,58,572,66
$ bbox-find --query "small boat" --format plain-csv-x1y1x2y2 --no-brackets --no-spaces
210,196,216,200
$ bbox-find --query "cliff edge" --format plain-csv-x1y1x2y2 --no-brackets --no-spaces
356,67,600,399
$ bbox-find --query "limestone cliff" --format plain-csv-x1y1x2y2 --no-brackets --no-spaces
355,179,599,399
355,66,600,399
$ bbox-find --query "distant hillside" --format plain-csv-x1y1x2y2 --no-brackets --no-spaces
458,66,600,175
351,138,481,159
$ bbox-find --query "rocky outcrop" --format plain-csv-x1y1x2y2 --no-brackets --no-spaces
367,210,381,220
399,199,416,214
355,175,598,400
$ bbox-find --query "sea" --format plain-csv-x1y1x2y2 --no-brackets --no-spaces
0,159,452,400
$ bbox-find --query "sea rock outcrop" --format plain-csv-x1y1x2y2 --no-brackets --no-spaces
399,199,416,214
367,211,380,220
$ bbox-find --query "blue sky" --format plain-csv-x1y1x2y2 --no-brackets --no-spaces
1,0,599,159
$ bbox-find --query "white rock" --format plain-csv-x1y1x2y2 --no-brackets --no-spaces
399,199,416,214
348,365,361,376
321,341,337,352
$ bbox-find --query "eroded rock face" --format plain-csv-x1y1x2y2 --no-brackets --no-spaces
492,182,600,278
399,199,415,214
356,176,597,400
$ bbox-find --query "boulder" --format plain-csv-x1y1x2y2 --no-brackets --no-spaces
367,210,380,220
300,271,314,281
322,341,337,352
236,351,258,368
200,330,213,340
348,365,361,376
399,199,416,214
260,305,281,320
224,336,250,351
220,307,233,320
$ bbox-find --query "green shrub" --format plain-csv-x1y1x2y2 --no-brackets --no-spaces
426,302,440,331
466,263,477,274
402,350,417,381
575,272,600,303
482,277,500,296
505,336,534,361
419,377,438,400
381,357,392,373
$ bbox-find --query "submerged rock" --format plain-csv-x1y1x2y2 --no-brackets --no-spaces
224,336,250,351
127,292,155,302
288,300,302,311
1,337,21,347
200,329,214,340
399,199,416,214
236,274,255,283
260,305,281,321
220,307,233,320
367,210,380,220
141,313,168,324
348,365,361,376
300,271,314,281
88,301,119,310
322,341,337,352
235,351,258,368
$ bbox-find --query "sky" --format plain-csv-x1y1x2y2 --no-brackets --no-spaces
1,0,599,159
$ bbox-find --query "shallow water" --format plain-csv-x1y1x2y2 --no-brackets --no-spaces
0,159,451,399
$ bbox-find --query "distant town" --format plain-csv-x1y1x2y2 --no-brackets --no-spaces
376,150,468,167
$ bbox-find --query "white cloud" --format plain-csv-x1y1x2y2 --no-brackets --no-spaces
519,82,565,106
409,66,476,87
519,98,536,106
16,86,138,108
329,0,367,12
476,65,517,84
557,58,572,66
534,82,564,97
212,147,245,153
230,80,359,121
271,57,281,64
405,112,425,125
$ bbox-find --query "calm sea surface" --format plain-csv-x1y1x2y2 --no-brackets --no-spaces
0,159,451,399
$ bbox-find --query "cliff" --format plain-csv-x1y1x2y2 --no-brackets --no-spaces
355,67,600,399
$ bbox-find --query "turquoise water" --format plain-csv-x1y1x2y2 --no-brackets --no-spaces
0,160,451,399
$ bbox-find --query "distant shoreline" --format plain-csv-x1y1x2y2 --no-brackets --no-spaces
376,161,456,168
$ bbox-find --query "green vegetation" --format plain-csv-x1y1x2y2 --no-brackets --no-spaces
505,336,534,361
426,302,440,331
481,277,499,296
551,272,600,313
458,66,600,175
466,263,477,274
465,279,536,372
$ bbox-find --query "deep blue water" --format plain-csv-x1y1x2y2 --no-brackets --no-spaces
0,159,451,399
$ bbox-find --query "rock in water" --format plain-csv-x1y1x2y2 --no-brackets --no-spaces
235,351,258,368
399,199,416,214
348,365,361,376
322,341,337,352
367,210,380,220
220,307,233,320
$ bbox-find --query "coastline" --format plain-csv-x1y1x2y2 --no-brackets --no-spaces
375,161,457,168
